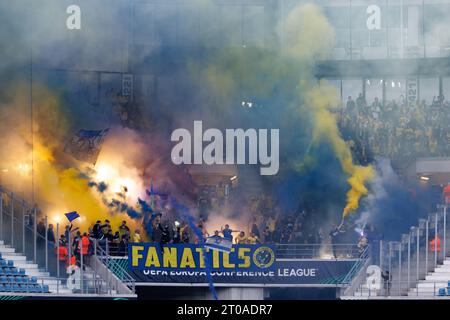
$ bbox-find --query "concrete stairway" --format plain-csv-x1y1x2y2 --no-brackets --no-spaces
72,266,117,295
408,258,450,297
0,240,72,294
351,283,379,298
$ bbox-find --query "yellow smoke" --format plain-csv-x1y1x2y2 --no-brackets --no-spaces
304,81,375,219
283,3,336,61
285,4,376,220
196,2,376,220
0,81,140,233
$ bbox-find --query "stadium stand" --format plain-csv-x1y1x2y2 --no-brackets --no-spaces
342,203,450,299
409,260,450,297
0,241,58,294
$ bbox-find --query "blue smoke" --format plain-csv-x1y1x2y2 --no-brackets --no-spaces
170,197,218,300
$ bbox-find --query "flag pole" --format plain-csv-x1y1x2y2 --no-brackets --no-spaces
30,14,35,205
150,178,155,209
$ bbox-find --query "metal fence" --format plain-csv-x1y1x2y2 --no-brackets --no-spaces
274,244,364,259
354,280,450,298
98,243,365,260
358,203,449,297
0,188,60,278
0,187,137,296
94,240,136,294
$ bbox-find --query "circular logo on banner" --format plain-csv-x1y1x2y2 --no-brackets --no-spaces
253,246,275,268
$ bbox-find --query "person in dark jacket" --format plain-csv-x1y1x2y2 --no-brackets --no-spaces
118,235,127,256
381,270,392,296
47,224,56,243
92,220,102,239
160,225,171,244
172,226,181,243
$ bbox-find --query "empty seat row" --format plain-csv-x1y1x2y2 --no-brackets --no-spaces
0,267,24,276
438,287,450,296
0,260,14,268
0,283,49,293
0,275,34,284
437,281,450,296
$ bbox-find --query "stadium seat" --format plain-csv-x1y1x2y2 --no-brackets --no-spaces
30,276,37,284
21,283,32,293
11,268,18,275
3,284,11,292
4,268,12,276
0,276,6,283
7,260,13,267
0,284,4,292
0,260,6,267
43,284,49,293
438,288,446,296
19,268,25,275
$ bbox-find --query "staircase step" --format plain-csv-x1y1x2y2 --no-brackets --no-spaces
432,270,450,275
409,287,439,294
0,241,133,297
48,288,74,294
0,247,15,253
2,255,26,261
14,263,39,269
408,292,438,296
41,279,62,285
417,283,448,289
426,275,450,281
26,270,50,277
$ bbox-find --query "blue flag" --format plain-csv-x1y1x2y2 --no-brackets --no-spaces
205,236,233,253
64,128,109,164
64,211,80,223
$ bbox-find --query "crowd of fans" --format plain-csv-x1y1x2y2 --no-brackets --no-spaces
40,94,450,266
245,195,323,245
50,216,266,269
338,94,450,165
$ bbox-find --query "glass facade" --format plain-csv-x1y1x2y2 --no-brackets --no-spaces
342,79,363,103
419,77,439,103
283,0,450,60
442,77,450,100
130,0,450,60
366,78,384,104
385,78,406,102
133,1,267,49
324,76,444,106
19,0,450,109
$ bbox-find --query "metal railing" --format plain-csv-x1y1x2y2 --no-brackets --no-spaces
0,186,135,296
342,245,370,285
0,275,115,295
348,203,449,297
355,280,450,298
274,244,364,259
0,188,59,276
98,243,365,260
94,240,136,294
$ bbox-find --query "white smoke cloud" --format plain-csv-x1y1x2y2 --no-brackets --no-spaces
356,157,399,227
